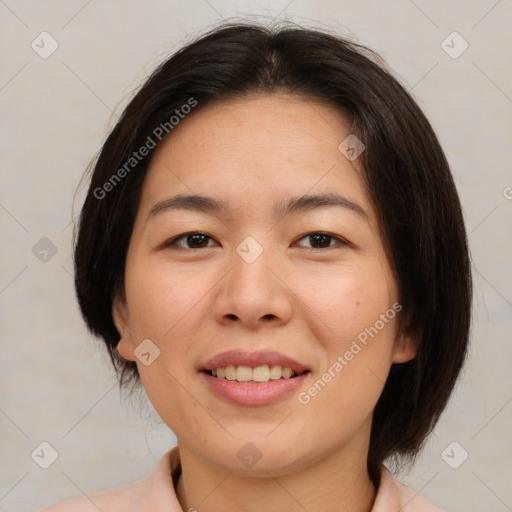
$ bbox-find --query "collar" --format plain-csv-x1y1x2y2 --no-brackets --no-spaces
130,447,423,512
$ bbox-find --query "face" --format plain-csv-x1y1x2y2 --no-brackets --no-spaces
113,93,415,476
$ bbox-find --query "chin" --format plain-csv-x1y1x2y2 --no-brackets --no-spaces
199,430,316,477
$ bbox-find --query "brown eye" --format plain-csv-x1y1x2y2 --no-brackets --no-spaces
185,234,211,248
166,232,217,249
296,232,347,249
308,233,332,248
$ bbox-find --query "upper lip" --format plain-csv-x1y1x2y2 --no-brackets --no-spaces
201,350,310,374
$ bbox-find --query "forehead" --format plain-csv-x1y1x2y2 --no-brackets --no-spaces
140,93,372,220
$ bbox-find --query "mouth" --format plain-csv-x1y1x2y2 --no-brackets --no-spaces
203,364,309,383
199,350,311,406
200,349,310,381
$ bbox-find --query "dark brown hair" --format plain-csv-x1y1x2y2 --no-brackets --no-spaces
74,22,472,468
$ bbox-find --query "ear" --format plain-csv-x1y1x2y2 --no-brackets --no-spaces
392,325,418,364
112,295,136,362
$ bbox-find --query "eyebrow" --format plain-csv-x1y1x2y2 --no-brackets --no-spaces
274,193,368,220
146,192,368,224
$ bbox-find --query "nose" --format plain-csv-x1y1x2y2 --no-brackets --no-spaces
212,244,294,330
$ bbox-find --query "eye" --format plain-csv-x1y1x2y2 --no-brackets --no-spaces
294,232,348,249
165,232,218,249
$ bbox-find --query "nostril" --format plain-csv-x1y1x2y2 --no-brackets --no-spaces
226,314,238,320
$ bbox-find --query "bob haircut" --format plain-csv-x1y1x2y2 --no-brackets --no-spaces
74,22,472,468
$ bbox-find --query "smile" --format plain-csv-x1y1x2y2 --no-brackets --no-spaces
199,350,311,406
205,364,307,383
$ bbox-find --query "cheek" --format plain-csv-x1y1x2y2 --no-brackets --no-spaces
125,260,208,343
296,261,396,351
125,261,208,432
293,263,397,412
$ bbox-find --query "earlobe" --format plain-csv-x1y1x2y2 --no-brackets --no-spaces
392,331,418,364
112,296,136,362
116,338,136,361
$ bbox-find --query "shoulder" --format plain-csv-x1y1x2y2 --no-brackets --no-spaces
37,448,180,512
375,466,447,512
396,480,446,511
37,481,141,512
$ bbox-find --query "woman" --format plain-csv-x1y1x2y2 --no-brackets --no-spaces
40,22,472,512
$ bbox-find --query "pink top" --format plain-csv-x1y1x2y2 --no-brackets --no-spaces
39,447,444,511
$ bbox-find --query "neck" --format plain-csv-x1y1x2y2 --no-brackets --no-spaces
175,439,377,512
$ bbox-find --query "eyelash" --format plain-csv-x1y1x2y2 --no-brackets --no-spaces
164,231,349,250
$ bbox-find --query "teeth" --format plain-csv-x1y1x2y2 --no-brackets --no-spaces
209,364,299,382
225,365,236,381
282,367,293,379
236,365,252,382
269,365,282,380
252,364,270,382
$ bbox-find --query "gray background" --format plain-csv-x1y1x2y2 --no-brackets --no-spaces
1,1,511,511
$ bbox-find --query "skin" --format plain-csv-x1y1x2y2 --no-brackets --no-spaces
113,93,416,512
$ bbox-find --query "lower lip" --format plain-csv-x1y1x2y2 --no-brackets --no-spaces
201,372,309,406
